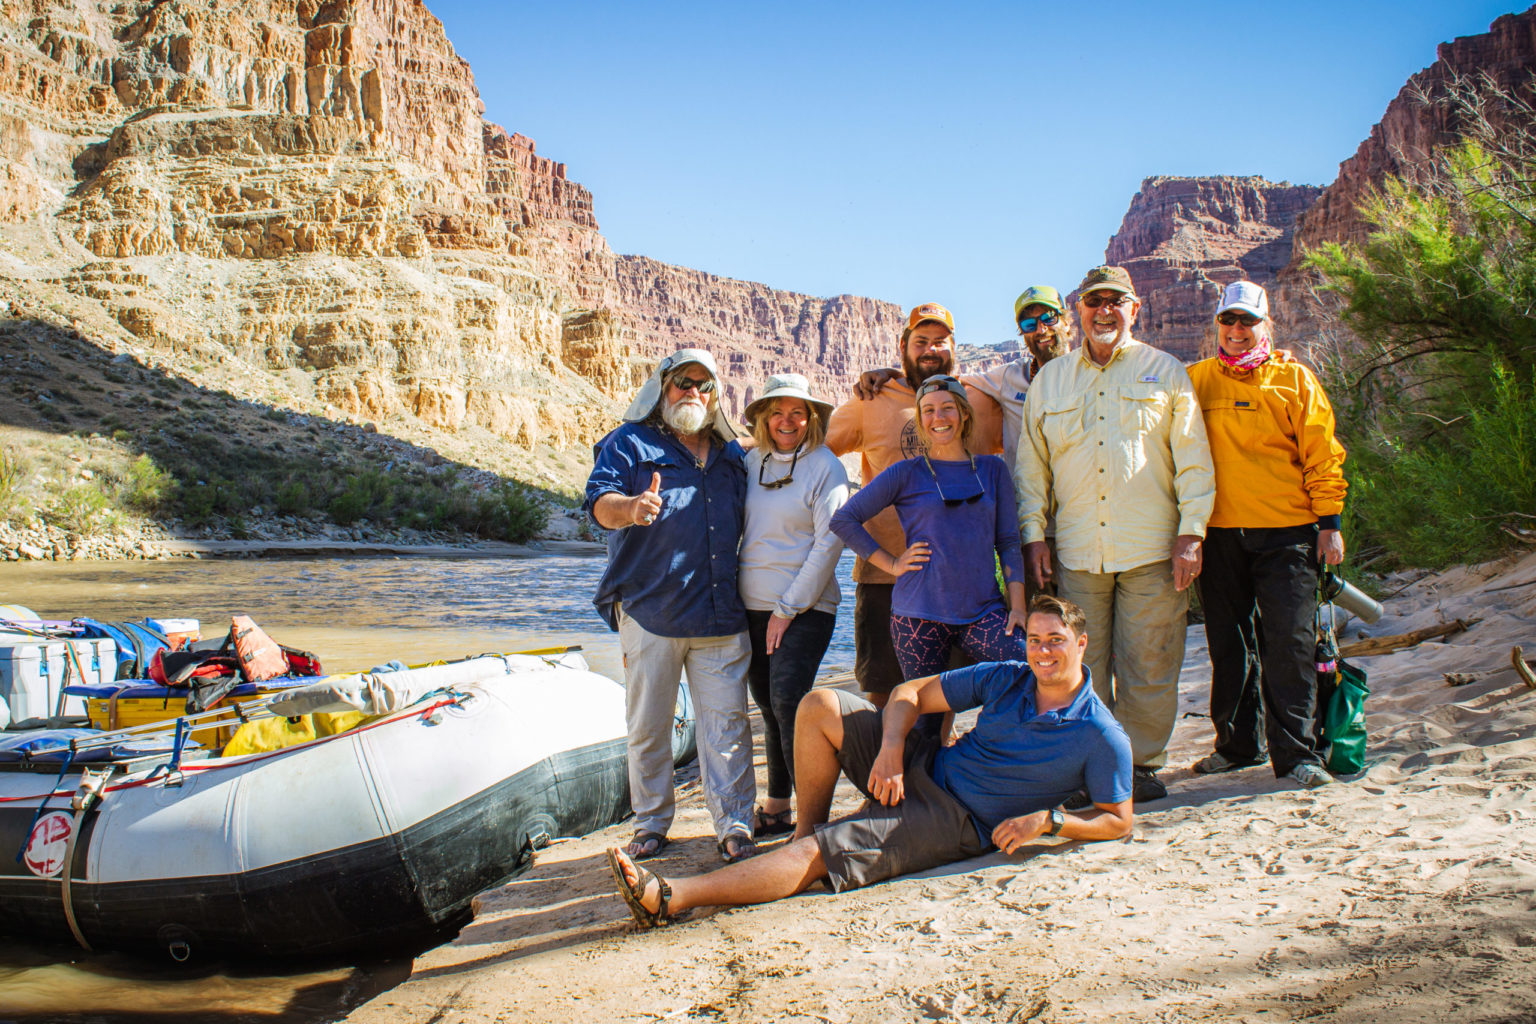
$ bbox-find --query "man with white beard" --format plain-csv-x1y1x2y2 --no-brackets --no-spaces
585,349,759,864
1015,267,1215,804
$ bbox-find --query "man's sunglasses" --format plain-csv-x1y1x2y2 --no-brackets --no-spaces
1081,293,1133,309
1017,310,1061,334
1216,311,1263,327
670,375,717,394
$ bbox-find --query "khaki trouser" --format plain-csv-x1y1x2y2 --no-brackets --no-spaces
618,608,755,840
1057,559,1187,769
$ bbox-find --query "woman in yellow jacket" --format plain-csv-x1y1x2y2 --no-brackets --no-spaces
1188,281,1347,789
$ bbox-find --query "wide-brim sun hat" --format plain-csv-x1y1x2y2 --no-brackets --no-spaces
621,347,740,441
1215,280,1269,320
742,373,833,429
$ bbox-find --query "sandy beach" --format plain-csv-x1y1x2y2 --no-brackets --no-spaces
342,550,1536,1024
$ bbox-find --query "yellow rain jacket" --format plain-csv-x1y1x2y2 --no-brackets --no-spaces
1187,350,1347,530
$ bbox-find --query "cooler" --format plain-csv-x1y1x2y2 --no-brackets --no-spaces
0,637,118,724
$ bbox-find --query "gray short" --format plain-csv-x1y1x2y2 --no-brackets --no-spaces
814,691,988,892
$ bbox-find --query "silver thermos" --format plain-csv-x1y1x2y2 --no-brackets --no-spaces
1321,569,1384,625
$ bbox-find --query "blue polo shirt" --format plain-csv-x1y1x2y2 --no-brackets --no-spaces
931,662,1132,839
583,421,748,638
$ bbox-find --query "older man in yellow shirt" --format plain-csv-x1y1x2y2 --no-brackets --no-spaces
1014,266,1215,803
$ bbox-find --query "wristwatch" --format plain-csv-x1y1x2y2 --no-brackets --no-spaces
1046,806,1065,836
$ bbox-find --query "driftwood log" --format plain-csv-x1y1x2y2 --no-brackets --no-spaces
1339,618,1481,658
1514,646,1536,689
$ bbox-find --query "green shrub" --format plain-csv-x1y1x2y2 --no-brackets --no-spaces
117,454,172,513
1304,80,1536,569
45,484,115,533
274,478,311,515
329,470,396,526
1342,365,1536,568
463,482,548,543
0,447,24,513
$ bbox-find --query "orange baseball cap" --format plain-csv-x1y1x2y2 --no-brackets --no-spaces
906,302,955,332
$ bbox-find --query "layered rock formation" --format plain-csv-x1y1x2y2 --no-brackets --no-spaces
1273,7,1536,351
1084,176,1322,362
0,0,896,474
614,256,900,414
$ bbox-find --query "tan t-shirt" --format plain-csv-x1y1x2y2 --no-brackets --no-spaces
826,375,1004,584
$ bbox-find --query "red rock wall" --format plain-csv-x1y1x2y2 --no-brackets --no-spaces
0,0,899,452
1274,7,1536,354
614,256,902,416
1082,176,1321,362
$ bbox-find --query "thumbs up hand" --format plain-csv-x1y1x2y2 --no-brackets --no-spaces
631,471,663,527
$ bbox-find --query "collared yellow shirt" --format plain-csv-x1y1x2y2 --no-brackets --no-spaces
1015,336,1215,573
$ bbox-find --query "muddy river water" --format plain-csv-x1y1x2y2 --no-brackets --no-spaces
0,552,857,1023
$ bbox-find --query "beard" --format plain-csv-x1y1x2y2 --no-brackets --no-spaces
1086,323,1125,348
662,395,709,435
902,350,955,388
1026,324,1071,365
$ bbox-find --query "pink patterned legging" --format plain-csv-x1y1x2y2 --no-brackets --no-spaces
889,607,1027,680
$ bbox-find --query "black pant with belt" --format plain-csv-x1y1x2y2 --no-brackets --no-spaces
1198,523,1326,778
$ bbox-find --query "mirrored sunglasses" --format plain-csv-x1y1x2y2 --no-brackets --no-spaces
1017,310,1061,334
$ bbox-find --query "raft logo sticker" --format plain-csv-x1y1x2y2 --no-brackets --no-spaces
23,811,73,878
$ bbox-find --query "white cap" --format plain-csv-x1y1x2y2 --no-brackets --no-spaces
1216,280,1269,320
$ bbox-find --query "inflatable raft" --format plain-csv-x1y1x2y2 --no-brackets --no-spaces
0,652,690,959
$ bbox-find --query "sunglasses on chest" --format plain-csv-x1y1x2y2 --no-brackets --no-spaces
758,446,801,489
922,455,985,506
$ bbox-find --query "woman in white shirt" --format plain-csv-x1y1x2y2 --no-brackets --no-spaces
739,374,851,838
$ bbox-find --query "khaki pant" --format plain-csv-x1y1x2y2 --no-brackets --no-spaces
1057,559,1187,769
618,609,755,840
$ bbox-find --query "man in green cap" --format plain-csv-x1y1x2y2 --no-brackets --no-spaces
1014,266,1215,804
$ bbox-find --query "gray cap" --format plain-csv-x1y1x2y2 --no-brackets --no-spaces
621,348,739,441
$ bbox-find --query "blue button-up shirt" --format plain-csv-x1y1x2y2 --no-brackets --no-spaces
583,421,748,638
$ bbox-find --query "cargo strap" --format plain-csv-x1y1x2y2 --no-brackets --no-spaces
12,747,75,864
61,765,115,952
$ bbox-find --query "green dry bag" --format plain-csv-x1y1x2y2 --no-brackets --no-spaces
1319,660,1369,775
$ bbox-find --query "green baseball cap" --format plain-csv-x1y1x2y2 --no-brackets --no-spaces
1013,286,1065,320
1076,265,1136,297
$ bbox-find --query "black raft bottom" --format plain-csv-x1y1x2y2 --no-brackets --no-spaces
0,737,630,959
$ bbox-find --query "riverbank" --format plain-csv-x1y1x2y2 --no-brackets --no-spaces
344,549,1536,1024
0,511,601,562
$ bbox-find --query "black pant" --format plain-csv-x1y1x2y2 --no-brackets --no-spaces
1198,525,1325,778
746,609,836,800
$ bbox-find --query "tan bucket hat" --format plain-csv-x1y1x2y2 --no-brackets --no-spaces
742,373,833,430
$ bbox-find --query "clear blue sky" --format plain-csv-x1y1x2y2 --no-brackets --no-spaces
427,1,1525,345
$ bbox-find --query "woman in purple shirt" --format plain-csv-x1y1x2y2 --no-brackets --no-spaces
831,376,1029,702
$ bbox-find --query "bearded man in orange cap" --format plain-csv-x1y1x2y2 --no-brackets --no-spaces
825,303,1004,718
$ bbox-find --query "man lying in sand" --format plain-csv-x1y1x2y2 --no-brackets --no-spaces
608,595,1134,927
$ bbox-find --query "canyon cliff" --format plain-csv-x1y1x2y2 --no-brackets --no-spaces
1272,7,1536,350
0,0,897,483
1080,9,1535,365
1085,176,1322,362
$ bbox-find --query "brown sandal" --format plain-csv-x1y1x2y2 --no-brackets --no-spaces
607,848,674,928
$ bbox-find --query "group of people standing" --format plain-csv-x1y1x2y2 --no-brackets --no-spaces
583,264,1349,878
